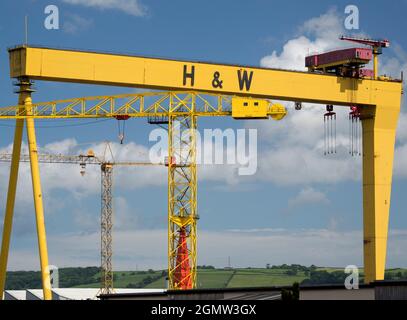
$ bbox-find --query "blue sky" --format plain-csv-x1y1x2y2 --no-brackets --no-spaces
0,0,407,271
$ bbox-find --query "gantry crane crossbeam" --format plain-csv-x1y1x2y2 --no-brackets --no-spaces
8,45,401,106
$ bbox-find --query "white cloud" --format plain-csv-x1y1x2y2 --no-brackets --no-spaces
7,228,407,270
260,9,349,71
249,107,361,186
381,43,407,80
114,196,139,231
288,187,330,208
63,13,93,34
62,0,147,17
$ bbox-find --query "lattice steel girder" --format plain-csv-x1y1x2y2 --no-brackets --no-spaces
0,92,269,119
0,153,159,167
101,164,114,294
168,112,197,290
0,153,101,165
0,91,287,124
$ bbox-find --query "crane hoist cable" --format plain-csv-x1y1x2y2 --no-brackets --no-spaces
115,115,130,144
349,106,362,157
324,105,336,155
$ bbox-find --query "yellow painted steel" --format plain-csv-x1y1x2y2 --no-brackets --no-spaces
269,103,287,121
0,101,25,300
373,51,379,80
4,46,404,286
0,92,286,120
167,112,198,289
7,46,401,106
25,92,52,300
232,97,269,119
361,95,401,283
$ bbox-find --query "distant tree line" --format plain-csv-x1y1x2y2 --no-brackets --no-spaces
197,265,215,270
266,264,317,277
126,273,163,288
266,264,407,285
385,270,407,281
301,270,348,285
132,269,157,275
6,267,100,290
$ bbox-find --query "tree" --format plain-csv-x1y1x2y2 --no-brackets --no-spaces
301,270,346,285
286,269,298,276
281,283,299,301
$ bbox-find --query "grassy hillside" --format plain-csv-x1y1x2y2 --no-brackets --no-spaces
6,265,407,290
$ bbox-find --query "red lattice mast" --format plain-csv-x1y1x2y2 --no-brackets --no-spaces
173,227,192,289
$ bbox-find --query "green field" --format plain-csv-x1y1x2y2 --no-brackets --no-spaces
74,270,165,288
227,269,307,287
69,267,406,289
6,266,407,290
73,268,307,289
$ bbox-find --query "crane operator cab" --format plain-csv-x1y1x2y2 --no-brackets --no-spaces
232,97,287,121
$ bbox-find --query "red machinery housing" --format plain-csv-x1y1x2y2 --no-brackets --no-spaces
306,47,373,78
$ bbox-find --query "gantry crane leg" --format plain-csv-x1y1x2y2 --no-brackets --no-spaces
168,112,197,290
23,79,52,300
0,83,26,299
100,164,114,294
362,100,400,283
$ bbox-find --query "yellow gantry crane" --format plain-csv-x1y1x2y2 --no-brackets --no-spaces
0,44,403,299
0,149,160,295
